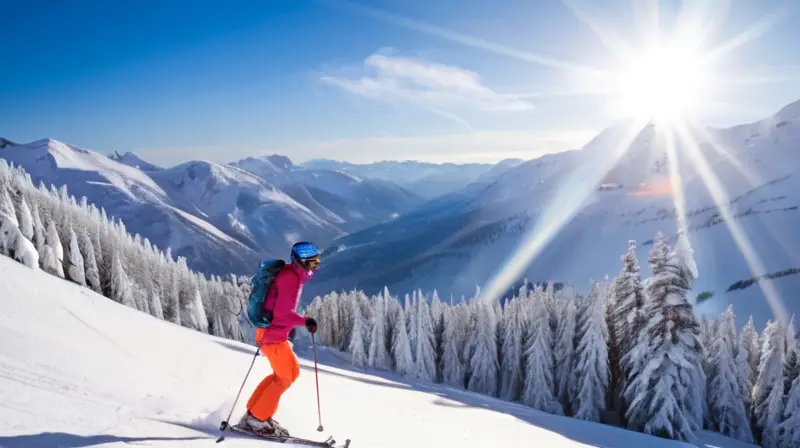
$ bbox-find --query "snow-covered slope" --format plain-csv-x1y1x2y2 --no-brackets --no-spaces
230,154,294,180
0,255,755,448
0,137,17,149
231,156,427,232
108,150,163,171
310,99,800,330
0,139,259,276
149,160,345,257
299,159,502,199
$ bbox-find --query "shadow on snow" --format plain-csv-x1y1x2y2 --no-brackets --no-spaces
0,432,208,448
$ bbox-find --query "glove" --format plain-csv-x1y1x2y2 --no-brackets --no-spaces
305,317,318,334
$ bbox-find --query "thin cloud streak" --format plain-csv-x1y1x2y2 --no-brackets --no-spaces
320,52,533,112
319,0,604,76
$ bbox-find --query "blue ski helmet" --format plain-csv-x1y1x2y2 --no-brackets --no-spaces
291,242,320,269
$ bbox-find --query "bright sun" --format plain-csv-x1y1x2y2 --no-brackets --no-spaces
615,45,710,123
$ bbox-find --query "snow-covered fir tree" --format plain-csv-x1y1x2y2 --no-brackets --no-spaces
784,317,799,396
467,299,499,396
623,235,704,442
349,298,368,368
572,281,609,422
553,293,577,412
442,303,467,388
499,297,524,402
43,220,64,278
66,227,86,286
17,197,33,241
737,315,760,415
368,290,391,370
391,303,414,376
609,240,647,417
753,320,786,448
414,295,437,382
780,367,800,447
706,305,753,442
521,285,562,414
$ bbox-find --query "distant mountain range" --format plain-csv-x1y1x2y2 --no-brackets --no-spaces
8,98,799,329
0,137,518,278
304,99,800,330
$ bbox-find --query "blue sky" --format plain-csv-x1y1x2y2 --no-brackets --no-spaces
2,0,800,166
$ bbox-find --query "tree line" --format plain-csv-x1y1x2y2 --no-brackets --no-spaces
0,159,252,342
308,236,800,447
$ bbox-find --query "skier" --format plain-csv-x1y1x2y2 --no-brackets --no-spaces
238,242,320,437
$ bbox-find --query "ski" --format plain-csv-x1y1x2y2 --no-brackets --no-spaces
216,423,351,447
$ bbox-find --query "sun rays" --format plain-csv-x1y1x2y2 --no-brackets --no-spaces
478,1,794,323
324,0,798,323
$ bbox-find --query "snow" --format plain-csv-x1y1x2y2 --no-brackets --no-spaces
310,98,800,331
0,254,755,448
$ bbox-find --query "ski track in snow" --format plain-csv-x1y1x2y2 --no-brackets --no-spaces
0,256,757,448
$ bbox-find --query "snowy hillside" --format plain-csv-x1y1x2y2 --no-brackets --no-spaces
0,254,760,448
309,99,800,331
149,160,345,257
231,156,426,232
108,150,163,171
299,159,513,199
0,139,258,276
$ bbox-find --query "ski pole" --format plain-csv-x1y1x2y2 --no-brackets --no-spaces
218,344,261,439
312,333,323,432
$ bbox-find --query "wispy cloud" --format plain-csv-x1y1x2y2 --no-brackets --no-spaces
319,52,533,116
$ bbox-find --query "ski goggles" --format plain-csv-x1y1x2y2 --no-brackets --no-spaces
300,255,321,270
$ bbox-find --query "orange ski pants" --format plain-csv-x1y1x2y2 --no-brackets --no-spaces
246,330,300,421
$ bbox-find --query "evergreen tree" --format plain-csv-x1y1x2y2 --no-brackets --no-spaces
623,235,704,442
610,240,647,418
0,186,17,227
521,285,562,414
737,315,759,415
780,371,800,448
43,220,64,277
31,200,45,260
66,227,86,286
753,320,786,448
80,227,101,293
368,290,391,369
392,304,414,376
706,306,753,442
554,294,577,412
414,296,437,382
442,304,467,388
784,317,799,396
349,298,368,367
17,197,33,241
111,251,136,309
467,300,499,396
499,297,524,402
572,282,609,422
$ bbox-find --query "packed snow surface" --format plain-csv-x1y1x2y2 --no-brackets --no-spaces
0,256,756,448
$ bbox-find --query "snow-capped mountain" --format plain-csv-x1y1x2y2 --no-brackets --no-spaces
0,138,259,276
308,99,800,330
230,156,427,233
148,160,345,257
299,158,515,199
0,137,17,149
230,154,294,179
108,150,163,171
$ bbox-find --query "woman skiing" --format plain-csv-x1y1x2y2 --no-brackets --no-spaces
238,241,320,436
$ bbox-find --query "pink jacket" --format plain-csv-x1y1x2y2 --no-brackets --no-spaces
258,261,312,344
